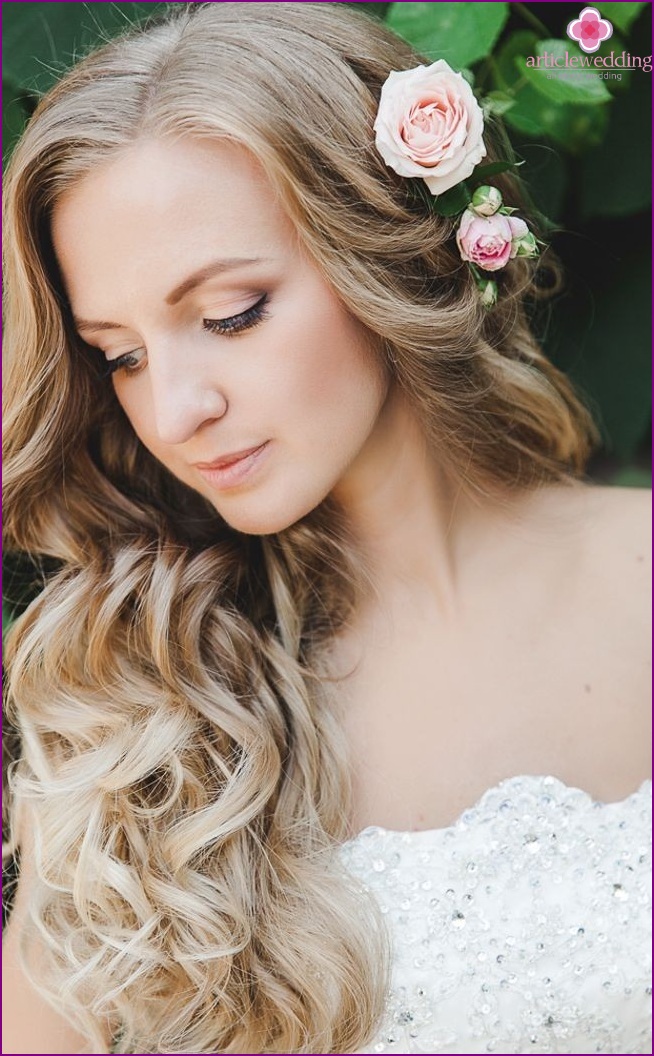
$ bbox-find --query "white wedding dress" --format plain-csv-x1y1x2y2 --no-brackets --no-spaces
341,774,652,1055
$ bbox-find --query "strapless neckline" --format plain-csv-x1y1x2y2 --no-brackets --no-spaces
342,770,651,1054
343,773,652,847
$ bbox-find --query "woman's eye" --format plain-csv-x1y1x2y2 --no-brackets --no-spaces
101,348,146,379
202,293,269,336
98,294,269,380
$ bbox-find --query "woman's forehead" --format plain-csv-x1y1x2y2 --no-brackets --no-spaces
53,136,280,232
50,137,295,311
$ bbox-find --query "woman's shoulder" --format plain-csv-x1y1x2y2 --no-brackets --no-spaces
520,478,650,717
575,482,651,609
519,481,651,802
490,479,650,608
554,479,650,623
526,479,650,581
575,482,651,772
580,480,651,547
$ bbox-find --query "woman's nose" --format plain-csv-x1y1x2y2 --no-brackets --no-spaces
148,351,229,446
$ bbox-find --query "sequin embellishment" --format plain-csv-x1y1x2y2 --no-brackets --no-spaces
340,775,652,1055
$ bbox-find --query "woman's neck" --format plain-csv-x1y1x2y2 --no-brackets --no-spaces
330,385,484,625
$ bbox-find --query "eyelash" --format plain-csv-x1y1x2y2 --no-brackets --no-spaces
99,294,270,379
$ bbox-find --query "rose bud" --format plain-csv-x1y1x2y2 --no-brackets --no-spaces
479,279,498,308
471,185,503,217
512,228,539,258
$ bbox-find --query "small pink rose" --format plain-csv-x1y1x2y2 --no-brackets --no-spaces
456,210,512,271
456,210,531,272
506,215,529,242
374,60,487,196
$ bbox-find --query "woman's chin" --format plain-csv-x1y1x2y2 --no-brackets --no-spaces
215,499,318,537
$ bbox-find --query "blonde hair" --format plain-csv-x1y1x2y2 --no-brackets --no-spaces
3,3,600,1052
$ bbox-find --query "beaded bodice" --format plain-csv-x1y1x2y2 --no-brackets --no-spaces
341,774,652,1055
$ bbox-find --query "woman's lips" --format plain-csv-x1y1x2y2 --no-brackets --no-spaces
194,441,271,490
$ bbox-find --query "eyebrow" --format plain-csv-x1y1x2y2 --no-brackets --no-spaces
73,256,269,333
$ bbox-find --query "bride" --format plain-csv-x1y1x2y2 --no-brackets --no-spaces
3,3,650,1053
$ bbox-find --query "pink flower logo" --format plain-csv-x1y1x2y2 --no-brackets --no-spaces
566,6,613,54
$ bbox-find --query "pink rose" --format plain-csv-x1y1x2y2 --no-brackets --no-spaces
374,60,487,196
456,209,529,272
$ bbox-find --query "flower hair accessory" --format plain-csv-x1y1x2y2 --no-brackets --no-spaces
373,60,542,308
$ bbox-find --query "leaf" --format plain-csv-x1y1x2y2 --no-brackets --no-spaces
581,63,651,218
520,40,612,105
507,91,609,151
471,160,519,180
2,2,167,96
582,30,633,94
596,3,647,34
495,32,610,152
496,32,608,152
2,600,16,637
432,182,471,216
482,90,515,117
495,29,540,88
387,2,509,69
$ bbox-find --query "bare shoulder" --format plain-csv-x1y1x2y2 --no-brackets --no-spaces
566,479,650,684
578,483,651,610
526,480,651,575
499,480,650,600
535,480,650,688
562,481,649,617
575,483,651,774
526,482,652,797
581,482,651,552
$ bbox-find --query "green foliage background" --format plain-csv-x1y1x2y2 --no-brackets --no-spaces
2,1,652,628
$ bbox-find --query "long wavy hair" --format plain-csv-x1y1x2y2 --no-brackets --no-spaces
3,3,600,1052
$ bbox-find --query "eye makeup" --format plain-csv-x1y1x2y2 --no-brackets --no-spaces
98,293,270,379
202,293,269,336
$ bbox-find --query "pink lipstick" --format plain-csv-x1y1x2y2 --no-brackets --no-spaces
194,441,270,490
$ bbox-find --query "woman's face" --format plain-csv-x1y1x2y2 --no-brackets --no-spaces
51,137,389,534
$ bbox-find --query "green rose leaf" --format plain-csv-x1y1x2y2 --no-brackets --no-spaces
431,182,471,217
471,161,520,180
387,2,509,69
520,40,612,105
596,3,647,34
482,91,516,117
